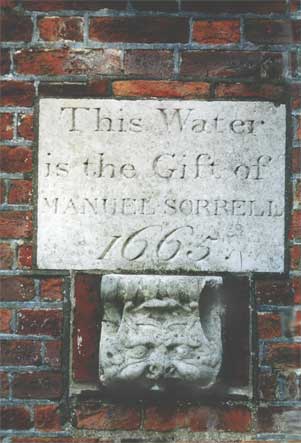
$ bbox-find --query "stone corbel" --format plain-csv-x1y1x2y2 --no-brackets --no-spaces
99,274,224,396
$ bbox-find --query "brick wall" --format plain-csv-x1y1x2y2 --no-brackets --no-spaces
0,0,300,442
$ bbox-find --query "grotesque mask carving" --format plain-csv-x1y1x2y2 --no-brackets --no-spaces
99,275,223,396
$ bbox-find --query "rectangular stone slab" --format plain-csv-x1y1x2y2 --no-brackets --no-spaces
37,99,286,272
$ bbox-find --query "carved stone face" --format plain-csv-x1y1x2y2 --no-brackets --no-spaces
99,275,223,395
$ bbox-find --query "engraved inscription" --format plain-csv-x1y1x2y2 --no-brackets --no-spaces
37,99,286,271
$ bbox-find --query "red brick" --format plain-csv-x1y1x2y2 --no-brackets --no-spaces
34,404,61,431
0,243,13,269
0,276,35,301
256,278,295,305
0,179,4,204
290,244,301,270
8,180,32,204
289,210,301,240
113,80,210,98
44,340,62,368
292,277,301,304
216,405,252,432
245,19,301,44
21,0,126,10
292,148,301,174
0,340,41,365
0,13,33,41
17,114,34,141
89,17,189,43
144,404,211,431
18,243,33,268
180,51,283,80
215,82,285,100
0,211,32,239
39,79,110,97
258,312,282,339
75,402,140,430
38,16,83,41
12,372,64,399
0,146,32,173
73,274,100,382
294,115,301,145
0,49,11,75
124,50,174,78
181,0,287,13
132,0,178,11
0,113,13,140
0,372,9,398
15,48,122,75
0,81,35,106
17,309,63,337
258,371,278,400
193,20,240,44
265,342,301,368
0,406,32,429
40,278,64,301
291,84,301,110
0,308,12,332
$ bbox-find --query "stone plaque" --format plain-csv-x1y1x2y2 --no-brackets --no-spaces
37,99,286,272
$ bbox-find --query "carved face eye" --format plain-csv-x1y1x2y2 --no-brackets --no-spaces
127,345,148,359
175,345,191,357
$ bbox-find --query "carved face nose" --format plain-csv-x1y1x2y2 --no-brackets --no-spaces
147,363,176,379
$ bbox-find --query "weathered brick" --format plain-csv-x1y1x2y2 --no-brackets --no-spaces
180,51,283,80
292,148,301,173
113,80,210,98
0,49,11,75
39,79,110,97
0,243,13,269
144,404,211,431
292,276,301,304
18,243,33,268
258,371,278,400
34,404,61,431
264,342,301,368
38,16,83,41
258,312,282,339
216,405,252,432
44,340,62,369
0,13,33,41
8,180,32,204
0,406,32,429
182,0,287,13
245,19,301,44
132,0,178,11
0,179,5,204
215,82,285,100
0,276,35,301
294,178,301,206
17,309,63,337
291,0,301,12
291,84,301,110
293,115,301,145
17,114,34,141
0,340,41,366
0,146,32,173
0,211,32,239
0,372,9,398
256,278,295,305
192,20,240,44
75,402,140,430
0,308,13,332
257,406,301,433
12,438,113,443
289,210,301,239
40,278,64,301
0,81,35,106
12,372,64,399
21,0,126,10
0,113,13,140
89,17,189,43
15,48,122,75
290,244,301,270
124,50,174,79
73,274,100,382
